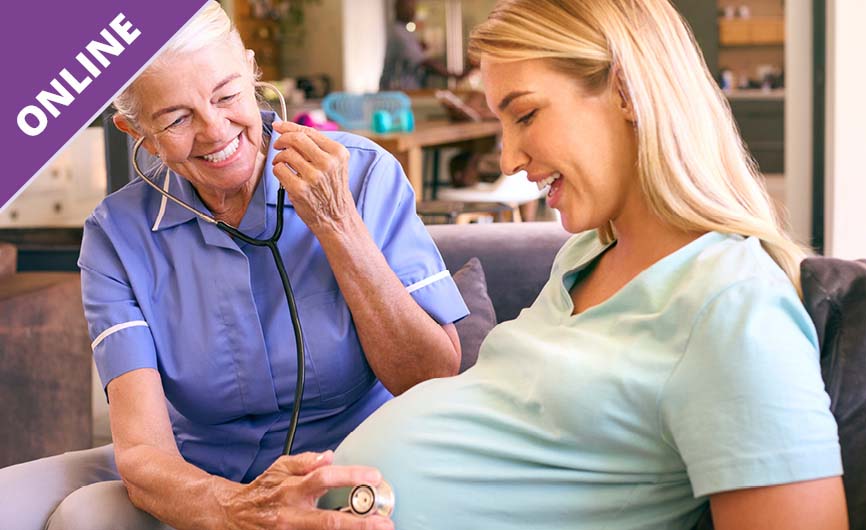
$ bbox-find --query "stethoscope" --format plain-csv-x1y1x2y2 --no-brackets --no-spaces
131,83,304,456
131,84,396,517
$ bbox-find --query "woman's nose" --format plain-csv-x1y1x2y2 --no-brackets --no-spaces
499,134,529,176
197,108,230,143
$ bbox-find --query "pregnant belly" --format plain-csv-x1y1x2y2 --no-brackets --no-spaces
326,372,584,530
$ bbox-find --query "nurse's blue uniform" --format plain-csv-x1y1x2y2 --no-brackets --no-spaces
79,111,469,482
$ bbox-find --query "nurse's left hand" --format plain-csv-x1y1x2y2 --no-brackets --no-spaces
271,121,356,233
218,450,394,530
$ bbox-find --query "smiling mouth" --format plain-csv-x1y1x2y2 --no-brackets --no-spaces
200,134,240,163
536,172,562,194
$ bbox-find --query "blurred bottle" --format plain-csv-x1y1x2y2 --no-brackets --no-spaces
720,69,734,92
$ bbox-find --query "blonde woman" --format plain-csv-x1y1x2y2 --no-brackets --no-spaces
330,1,847,528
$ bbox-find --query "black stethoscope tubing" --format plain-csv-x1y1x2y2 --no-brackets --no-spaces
216,190,304,456
130,84,305,456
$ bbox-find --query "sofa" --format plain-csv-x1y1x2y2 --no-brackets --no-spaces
0,243,92,469
431,223,866,530
1,222,864,528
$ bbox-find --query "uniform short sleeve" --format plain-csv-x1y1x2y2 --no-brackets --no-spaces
358,152,468,325
78,215,158,390
660,278,842,498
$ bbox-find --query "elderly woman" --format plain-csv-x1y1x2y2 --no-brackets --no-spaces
329,1,848,529
0,2,465,529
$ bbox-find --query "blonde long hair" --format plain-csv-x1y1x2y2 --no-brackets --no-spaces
469,0,808,293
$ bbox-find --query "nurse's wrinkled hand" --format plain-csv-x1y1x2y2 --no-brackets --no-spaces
271,121,355,233
217,450,393,530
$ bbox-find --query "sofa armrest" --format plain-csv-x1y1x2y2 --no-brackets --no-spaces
0,243,16,280
0,272,92,467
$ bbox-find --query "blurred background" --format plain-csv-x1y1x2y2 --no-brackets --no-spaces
2,0,864,272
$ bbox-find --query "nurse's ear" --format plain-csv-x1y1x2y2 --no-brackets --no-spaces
245,49,257,80
113,114,158,156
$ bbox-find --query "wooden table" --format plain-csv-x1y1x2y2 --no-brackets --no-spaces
355,120,501,200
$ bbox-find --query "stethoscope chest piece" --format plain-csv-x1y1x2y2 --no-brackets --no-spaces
348,481,395,517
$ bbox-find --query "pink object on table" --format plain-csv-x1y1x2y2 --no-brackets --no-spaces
292,110,340,131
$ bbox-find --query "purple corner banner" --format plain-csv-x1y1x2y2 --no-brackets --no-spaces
0,0,208,210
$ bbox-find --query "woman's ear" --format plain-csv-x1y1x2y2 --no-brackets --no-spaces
612,73,636,123
113,114,157,156
244,49,259,86
245,49,256,71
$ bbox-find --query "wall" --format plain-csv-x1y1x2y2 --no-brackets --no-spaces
281,0,345,91
343,0,386,93
279,0,496,94
825,0,866,258
461,0,496,59
279,0,387,94
784,1,812,246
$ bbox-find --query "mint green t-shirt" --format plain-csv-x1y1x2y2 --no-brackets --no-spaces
330,231,842,529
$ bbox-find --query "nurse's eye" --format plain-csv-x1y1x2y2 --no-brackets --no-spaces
516,109,538,126
163,115,188,131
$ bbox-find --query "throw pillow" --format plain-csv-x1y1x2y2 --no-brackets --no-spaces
451,257,497,373
801,257,866,530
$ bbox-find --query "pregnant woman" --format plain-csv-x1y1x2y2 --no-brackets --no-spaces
329,1,847,529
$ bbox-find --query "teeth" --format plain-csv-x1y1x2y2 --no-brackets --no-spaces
536,172,561,191
202,136,240,163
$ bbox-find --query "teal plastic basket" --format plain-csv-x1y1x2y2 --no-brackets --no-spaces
322,92,412,131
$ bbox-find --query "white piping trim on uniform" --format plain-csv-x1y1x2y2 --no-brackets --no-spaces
91,320,149,350
151,172,171,231
406,270,450,294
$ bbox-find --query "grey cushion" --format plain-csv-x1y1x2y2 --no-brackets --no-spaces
801,257,866,530
428,222,570,322
452,257,497,373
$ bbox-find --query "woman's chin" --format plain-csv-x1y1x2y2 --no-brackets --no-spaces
557,210,581,234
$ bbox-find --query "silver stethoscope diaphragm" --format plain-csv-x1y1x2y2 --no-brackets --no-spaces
341,481,395,517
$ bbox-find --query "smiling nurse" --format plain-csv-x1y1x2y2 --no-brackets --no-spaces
330,1,847,529
0,2,468,530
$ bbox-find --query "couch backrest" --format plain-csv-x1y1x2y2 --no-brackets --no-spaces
802,257,866,529
428,222,571,322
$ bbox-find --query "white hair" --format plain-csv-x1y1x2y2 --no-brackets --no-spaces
113,1,258,126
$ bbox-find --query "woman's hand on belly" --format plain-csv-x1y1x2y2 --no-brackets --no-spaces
215,450,394,530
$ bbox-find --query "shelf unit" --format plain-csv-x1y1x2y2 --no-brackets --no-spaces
673,0,785,175
231,0,283,81
719,17,785,46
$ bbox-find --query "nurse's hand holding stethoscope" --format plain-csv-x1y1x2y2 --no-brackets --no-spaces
271,121,356,233
224,450,393,530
